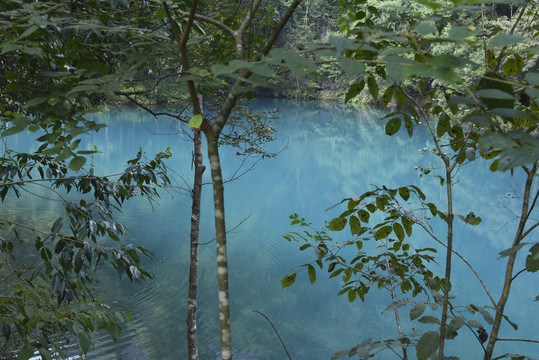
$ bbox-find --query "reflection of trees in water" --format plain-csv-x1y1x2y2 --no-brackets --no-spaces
63,100,537,360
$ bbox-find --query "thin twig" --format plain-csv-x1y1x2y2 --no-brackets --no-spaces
199,213,253,246
496,338,539,344
253,310,292,360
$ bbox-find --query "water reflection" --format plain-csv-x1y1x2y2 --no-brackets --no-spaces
8,99,536,359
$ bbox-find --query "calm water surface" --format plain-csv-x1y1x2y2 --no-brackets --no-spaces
13,99,538,359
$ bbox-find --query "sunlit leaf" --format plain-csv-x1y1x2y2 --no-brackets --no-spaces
188,114,203,129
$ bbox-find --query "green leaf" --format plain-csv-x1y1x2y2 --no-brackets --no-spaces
2,125,26,137
307,264,316,284
374,225,392,240
502,314,518,330
398,187,410,201
358,209,370,223
281,273,297,288
17,25,40,40
467,320,482,328
17,346,35,360
447,25,480,40
22,46,44,58
2,320,10,339
78,330,92,354
267,48,316,75
367,75,379,101
69,156,87,171
419,316,440,324
465,212,482,225
348,289,356,302
24,97,48,107
410,302,426,321
385,56,430,83
67,84,99,95
393,223,405,241
401,217,413,237
446,316,465,339
338,57,365,76
525,72,539,86
382,86,396,107
504,56,523,76
416,331,439,360
330,35,361,57
385,118,401,136
417,0,443,9
498,243,528,259
471,304,494,325
329,217,347,231
345,82,364,102
476,89,515,100
526,243,539,272
383,298,414,312
436,116,450,137
188,114,203,129
51,217,63,234
414,22,437,35
38,348,52,360
349,215,362,235
490,33,526,47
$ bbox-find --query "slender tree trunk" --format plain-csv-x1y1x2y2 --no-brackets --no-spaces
186,125,204,360
438,166,454,359
484,163,538,360
206,134,232,360
384,240,408,360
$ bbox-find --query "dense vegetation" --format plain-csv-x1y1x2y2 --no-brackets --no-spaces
0,0,537,359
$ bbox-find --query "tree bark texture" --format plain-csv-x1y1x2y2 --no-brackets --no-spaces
186,126,204,360
207,134,232,360
484,163,538,360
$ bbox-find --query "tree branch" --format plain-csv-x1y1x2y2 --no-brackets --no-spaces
175,9,235,38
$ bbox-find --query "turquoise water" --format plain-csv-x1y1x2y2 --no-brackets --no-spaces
8,99,538,359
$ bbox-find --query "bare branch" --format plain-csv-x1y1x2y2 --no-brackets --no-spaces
253,310,292,360
496,338,539,344
175,9,235,37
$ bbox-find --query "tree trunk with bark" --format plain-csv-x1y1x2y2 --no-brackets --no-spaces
186,125,204,360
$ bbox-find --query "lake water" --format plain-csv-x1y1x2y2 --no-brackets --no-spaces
8,99,538,359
